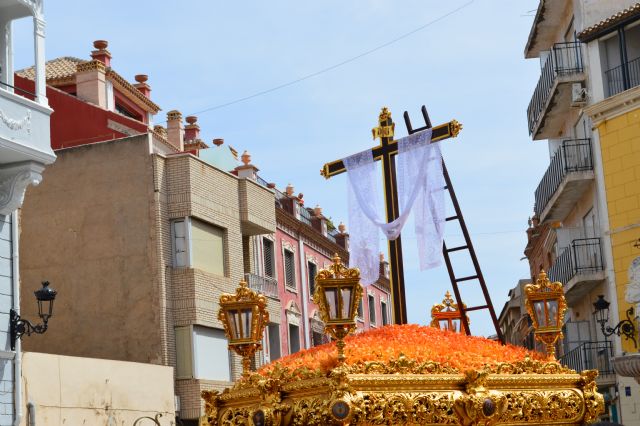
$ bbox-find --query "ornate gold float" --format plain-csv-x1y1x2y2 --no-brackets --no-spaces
202,266,603,425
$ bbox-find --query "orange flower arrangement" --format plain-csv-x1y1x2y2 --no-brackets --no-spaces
259,324,548,378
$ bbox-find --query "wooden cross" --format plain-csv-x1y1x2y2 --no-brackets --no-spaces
321,106,461,324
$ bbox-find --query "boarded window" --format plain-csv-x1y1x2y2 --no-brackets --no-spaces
192,326,231,381
381,301,389,325
368,295,376,324
284,250,296,289
173,220,188,267
289,324,300,354
191,219,225,276
268,323,281,361
263,238,275,278
357,299,363,318
307,261,317,296
175,326,193,378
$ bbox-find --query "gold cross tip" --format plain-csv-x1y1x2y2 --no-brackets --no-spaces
378,107,391,123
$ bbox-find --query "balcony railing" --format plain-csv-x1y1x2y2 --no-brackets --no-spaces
245,273,279,299
527,42,584,135
534,138,593,218
560,341,614,376
605,56,640,97
548,238,603,287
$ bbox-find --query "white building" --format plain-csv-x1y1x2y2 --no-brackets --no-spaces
524,1,640,424
0,0,54,424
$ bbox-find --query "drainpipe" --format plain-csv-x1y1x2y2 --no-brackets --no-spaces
297,239,310,349
27,401,35,426
12,212,22,426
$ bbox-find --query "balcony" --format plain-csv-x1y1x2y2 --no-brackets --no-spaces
245,273,279,299
548,238,604,305
527,42,585,140
605,56,640,97
238,178,276,235
560,341,615,383
534,138,594,223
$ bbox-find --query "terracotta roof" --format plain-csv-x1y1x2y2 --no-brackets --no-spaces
577,3,640,41
16,56,86,82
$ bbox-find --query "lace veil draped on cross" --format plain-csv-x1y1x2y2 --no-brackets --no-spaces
344,129,445,285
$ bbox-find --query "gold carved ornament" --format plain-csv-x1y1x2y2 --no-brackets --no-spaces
430,290,470,332
524,271,567,359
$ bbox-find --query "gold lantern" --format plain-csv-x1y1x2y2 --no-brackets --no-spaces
430,290,469,333
312,254,363,363
218,280,269,376
524,270,567,358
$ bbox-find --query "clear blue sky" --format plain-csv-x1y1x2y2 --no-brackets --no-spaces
14,0,548,336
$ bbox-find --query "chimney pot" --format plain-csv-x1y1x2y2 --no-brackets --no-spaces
213,138,224,146
185,115,198,125
267,183,276,189
93,40,108,50
166,110,184,151
241,150,251,166
285,184,294,196
313,205,322,217
135,74,148,84
338,222,346,234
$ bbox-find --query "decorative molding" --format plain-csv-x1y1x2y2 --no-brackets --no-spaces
286,301,302,326
107,119,137,136
0,161,44,215
584,86,640,127
33,17,45,36
281,240,295,252
0,109,31,135
306,254,318,265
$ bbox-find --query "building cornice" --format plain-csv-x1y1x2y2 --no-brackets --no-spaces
275,207,348,261
584,86,640,127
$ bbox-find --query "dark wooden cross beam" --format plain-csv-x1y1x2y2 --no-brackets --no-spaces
321,106,461,324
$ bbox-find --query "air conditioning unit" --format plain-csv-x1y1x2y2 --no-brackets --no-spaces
571,83,587,106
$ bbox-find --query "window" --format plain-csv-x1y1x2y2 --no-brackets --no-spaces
172,219,188,267
307,261,317,296
357,299,363,319
191,218,225,276
381,301,389,325
289,324,300,354
284,249,296,289
267,323,281,361
263,238,275,278
175,326,231,381
312,331,324,347
172,218,226,275
368,295,376,324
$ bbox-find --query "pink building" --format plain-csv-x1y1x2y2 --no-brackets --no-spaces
248,181,392,363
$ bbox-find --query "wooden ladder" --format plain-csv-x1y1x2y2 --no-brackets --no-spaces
403,106,504,343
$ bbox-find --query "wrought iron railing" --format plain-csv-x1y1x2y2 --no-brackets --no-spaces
559,340,614,376
0,80,37,98
245,273,279,299
534,138,593,218
548,238,603,286
527,42,584,135
605,56,640,97
298,206,313,226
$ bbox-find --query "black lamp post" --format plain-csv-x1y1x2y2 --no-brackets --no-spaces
593,294,637,349
10,281,57,350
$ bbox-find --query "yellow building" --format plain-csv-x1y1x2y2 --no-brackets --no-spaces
586,86,640,397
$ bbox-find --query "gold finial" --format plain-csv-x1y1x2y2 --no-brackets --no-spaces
450,119,462,138
372,107,395,140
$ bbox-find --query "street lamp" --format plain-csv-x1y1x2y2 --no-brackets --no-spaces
312,254,363,364
10,281,57,350
593,295,637,349
218,280,269,377
524,271,567,359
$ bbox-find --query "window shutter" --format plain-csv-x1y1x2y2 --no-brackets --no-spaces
285,250,296,288
263,239,274,278
368,295,376,324
307,262,317,296
175,326,193,378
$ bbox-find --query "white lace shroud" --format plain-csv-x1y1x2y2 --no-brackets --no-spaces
344,129,445,285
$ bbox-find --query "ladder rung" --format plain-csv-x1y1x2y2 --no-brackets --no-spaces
445,215,459,221
464,305,488,312
446,245,468,253
455,275,479,283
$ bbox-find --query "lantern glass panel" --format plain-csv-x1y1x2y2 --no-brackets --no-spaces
340,287,353,319
439,319,449,330
534,301,545,327
547,299,559,327
325,287,339,320
452,318,460,332
228,310,241,340
241,308,253,339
